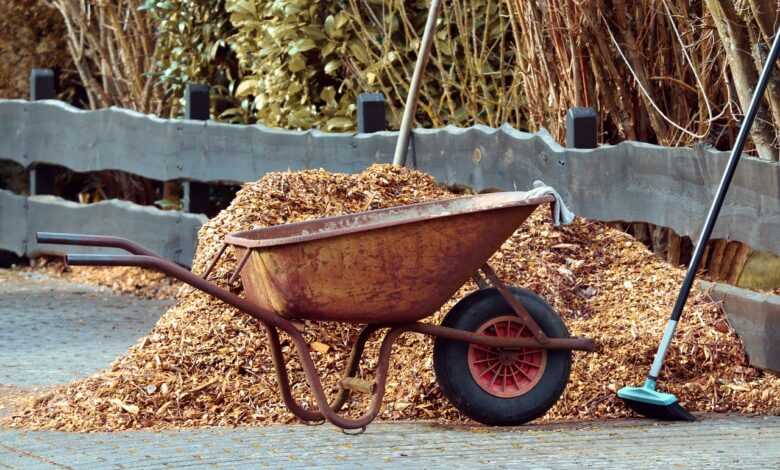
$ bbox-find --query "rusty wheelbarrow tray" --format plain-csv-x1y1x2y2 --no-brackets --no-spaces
38,191,595,431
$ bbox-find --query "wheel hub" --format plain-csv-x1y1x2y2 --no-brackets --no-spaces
467,315,547,398
498,350,516,364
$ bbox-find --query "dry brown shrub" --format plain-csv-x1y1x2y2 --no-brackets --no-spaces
0,1,76,100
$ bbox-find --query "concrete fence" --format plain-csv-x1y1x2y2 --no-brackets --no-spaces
2,99,780,265
0,189,205,265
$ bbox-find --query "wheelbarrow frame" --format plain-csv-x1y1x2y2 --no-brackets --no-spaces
36,232,595,430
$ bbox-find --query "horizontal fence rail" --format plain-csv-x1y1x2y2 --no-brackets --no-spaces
0,189,205,265
0,100,391,183
701,281,780,372
1,99,780,264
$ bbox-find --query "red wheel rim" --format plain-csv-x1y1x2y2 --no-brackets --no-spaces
467,315,547,398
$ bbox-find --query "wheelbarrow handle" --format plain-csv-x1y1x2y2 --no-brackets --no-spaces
63,253,287,326
36,232,159,257
66,254,151,266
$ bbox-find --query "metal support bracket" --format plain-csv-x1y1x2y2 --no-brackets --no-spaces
480,263,550,344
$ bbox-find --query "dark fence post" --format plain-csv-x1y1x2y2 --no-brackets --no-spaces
29,69,57,196
29,69,56,101
565,107,598,149
182,84,210,214
357,93,386,133
185,84,210,121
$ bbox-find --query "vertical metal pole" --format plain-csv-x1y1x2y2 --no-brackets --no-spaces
392,0,443,167
182,180,192,214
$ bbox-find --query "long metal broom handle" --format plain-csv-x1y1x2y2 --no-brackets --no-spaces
648,31,780,381
392,0,443,167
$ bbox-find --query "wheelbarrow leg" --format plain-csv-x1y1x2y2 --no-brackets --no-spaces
264,325,326,424
264,324,384,423
281,325,404,430
328,324,383,413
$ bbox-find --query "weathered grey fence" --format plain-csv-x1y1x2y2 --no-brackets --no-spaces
0,189,205,265
1,99,780,265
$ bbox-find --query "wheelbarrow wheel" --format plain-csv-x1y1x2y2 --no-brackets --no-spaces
433,287,571,426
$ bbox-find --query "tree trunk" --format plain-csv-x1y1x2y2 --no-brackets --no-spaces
746,19,780,150
586,0,638,140
667,230,681,266
633,222,650,245
708,239,728,279
701,244,712,273
651,224,667,258
727,243,752,284
747,0,779,45
613,0,668,140
719,241,740,280
706,0,778,161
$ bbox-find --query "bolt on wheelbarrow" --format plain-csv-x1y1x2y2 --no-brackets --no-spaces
38,191,596,431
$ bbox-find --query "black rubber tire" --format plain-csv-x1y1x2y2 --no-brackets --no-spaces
433,287,571,426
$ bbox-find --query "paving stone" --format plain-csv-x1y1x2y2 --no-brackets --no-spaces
0,271,171,388
1,418,780,469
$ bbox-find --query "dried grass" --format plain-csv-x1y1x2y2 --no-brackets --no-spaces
47,0,167,114
503,0,779,158
0,1,75,100
6,164,780,431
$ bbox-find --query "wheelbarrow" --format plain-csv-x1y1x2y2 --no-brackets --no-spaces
38,191,595,430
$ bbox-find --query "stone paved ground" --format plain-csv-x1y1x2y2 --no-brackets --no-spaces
2,417,779,469
0,270,172,388
1,269,779,469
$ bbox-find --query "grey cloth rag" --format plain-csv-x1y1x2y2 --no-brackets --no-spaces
526,180,575,226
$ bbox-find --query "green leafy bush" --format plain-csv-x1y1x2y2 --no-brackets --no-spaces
226,0,358,130
144,0,240,118
148,0,522,130
221,0,523,130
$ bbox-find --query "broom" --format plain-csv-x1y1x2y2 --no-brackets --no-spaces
618,30,780,421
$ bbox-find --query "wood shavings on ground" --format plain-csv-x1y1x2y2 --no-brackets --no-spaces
0,386,29,421
30,258,181,300
6,164,780,431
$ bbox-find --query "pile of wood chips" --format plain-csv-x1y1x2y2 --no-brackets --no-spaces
33,259,181,300
6,164,780,431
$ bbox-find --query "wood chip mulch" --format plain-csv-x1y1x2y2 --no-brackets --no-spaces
5,164,780,432
31,259,181,300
